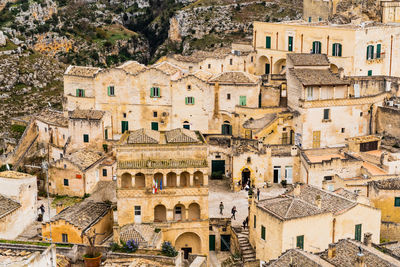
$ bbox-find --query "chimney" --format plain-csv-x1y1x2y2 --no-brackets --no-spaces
356,246,366,267
315,195,322,209
364,233,372,247
291,146,298,156
338,67,345,79
293,183,301,196
328,243,336,259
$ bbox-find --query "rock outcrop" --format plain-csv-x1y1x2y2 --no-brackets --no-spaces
0,31,6,47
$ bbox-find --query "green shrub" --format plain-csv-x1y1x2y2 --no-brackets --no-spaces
161,241,178,257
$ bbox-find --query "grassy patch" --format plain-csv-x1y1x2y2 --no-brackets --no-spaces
94,24,137,45
0,40,17,51
52,195,83,208
0,239,73,247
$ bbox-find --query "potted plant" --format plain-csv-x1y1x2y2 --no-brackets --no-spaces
82,230,105,267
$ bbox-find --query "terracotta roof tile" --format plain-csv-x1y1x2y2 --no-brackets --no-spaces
290,69,350,86
165,128,199,143
209,71,259,84
127,128,160,144
65,65,101,77
36,108,68,127
368,177,400,190
266,249,334,266
0,195,20,219
69,109,105,120
64,150,104,170
117,61,147,75
288,53,330,66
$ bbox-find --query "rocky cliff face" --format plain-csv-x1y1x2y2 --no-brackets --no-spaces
330,0,381,24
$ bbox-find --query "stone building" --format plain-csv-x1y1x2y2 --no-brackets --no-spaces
49,149,110,197
42,200,113,244
265,236,400,266
115,128,209,259
253,20,400,77
248,184,381,263
0,242,57,267
0,171,37,239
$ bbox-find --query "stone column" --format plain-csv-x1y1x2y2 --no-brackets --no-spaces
131,174,135,188
163,174,167,188
185,208,189,221
167,209,174,221
177,174,181,187
189,173,194,186
204,172,208,186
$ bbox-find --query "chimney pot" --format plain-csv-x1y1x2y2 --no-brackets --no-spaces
364,232,372,247
315,195,322,209
293,183,301,196
328,243,336,259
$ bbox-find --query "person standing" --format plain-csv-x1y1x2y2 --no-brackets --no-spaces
257,188,260,200
231,206,237,220
219,202,224,215
39,204,45,215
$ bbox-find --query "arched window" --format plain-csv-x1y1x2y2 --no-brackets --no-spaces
183,121,190,130
134,173,145,188
332,43,342,57
221,121,232,135
154,205,167,222
121,173,132,189
312,41,322,54
174,204,185,221
180,172,190,187
188,203,200,220
167,172,177,187
193,171,204,186
366,45,374,60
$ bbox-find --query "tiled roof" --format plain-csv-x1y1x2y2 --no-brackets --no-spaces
69,109,105,120
117,61,147,75
50,200,111,231
243,114,277,130
0,171,34,179
290,69,350,86
320,239,400,267
171,47,232,63
266,249,334,267
258,185,356,220
64,65,101,77
208,71,259,84
152,61,182,75
36,108,68,127
64,150,104,170
127,128,160,144
0,195,21,219
165,128,199,143
333,188,358,201
287,53,330,66
368,177,400,190
192,70,213,81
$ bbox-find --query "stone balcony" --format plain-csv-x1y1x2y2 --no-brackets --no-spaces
117,186,208,198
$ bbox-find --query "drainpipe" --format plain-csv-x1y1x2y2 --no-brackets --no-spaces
327,36,330,55
390,35,393,76
369,105,373,135
301,34,303,53
332,218,336,243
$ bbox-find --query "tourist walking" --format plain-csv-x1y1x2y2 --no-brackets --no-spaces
219,202,224,215
257,188,260,200
231,206,237,220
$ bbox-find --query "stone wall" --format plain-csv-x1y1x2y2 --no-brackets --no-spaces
381,221,400,242
376,106,400,138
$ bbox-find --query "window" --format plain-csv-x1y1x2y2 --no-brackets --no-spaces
62,233,68,243
254,215,256,228
102,169,107,177
83,134,89,143
324,176,333,181
355,224,362,241
60,153,63,158
312,41,321,54
288,36,293,51
395,197,400,207
266,36,271,49
105,129,108,140
318,17,322,21
261,225,266,240
360,112,363,117
285,166,292,183
208,64,211,69
221,121,232,135
332,43,342,57
76,89,85,97
187,85,191,91
366,45,374,60
150,87,160,98
121,121,129,133
183,121,190,130
63,179,69,186
323,109,330,120
107,86,115,96
151,122,159,131
230,58,233,65
308,17,312,22
251,56,253,63
296,235,304,249
376,44,381,59
239,96,247,106
368,70,372,76
63,164,66,169
45,127,47,132
153,111,158,117
306,87,313,100
341,128,345,133
134,206,141,216
247,157,251,163
227,93,231,100
185,96,195,105
123,113,127,118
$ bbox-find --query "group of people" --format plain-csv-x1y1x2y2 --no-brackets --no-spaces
219,202,237,219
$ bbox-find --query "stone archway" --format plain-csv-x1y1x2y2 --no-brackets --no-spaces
242,168,251,187
134,173,145,188
257,56,270,75
188,203,200,220
121,173,132,189
154,204,167,222
193,171,204,186
167,172,177,187
330,63,339,74
175,232,202,259
274,58,286,74
180,172,190,187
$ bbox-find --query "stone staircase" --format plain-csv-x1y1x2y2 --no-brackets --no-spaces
237,230,256,263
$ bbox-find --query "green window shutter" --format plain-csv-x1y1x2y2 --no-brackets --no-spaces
339,44,342,57
107,86,110,96
332,44,336,56
266,36,271,49
395,197,400,207
296,235,304,249
261,225,266,240
312,42,316,54
122,121,128,133
150,87,154,97
83,134,89,143
151,122,159,131
308,17,311,22
377,44,381,58
355,224,362,241
239,96,247,106
82,90,85,97
185,97,188,104
76,89,79,97
368,70,372,76
193,97,195,105
288,36,293,51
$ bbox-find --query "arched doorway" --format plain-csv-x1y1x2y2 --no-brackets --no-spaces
174,204,185,221
175,232,202,259
221,121,232,135
193,171,204,186
257,56,270,75
242,168,251,187
274,58,286,74
167,172,177,187
121,173,132,189
180,172,190,187
154,204,167,222
330,64,339,74
134,173,145,188
188,203,200,220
